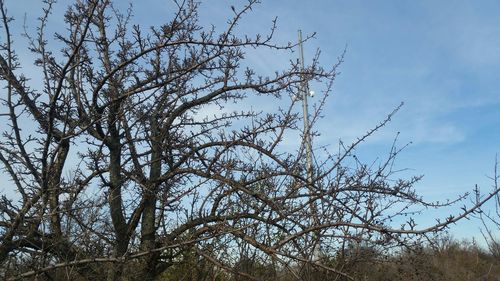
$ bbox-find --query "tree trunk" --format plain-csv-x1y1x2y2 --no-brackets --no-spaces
107,114,128,281
138,116,161,280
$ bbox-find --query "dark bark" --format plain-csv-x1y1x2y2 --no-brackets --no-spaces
139,115,161,280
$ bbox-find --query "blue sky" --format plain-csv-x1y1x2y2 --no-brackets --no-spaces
157,0,500,240
191,0,500,240
3,1,500,241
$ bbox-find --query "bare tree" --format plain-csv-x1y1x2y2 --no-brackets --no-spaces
477,159,500,260
0,1,498,281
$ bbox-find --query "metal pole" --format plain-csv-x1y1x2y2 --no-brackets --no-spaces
298,30,314,184
298,30,320,262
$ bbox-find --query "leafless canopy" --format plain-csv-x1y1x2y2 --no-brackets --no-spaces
0,1,498,280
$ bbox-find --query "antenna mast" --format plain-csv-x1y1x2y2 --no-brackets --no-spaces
298,30,314,185
298,30,320,261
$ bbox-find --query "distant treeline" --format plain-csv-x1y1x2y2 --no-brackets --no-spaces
7,236,499,281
